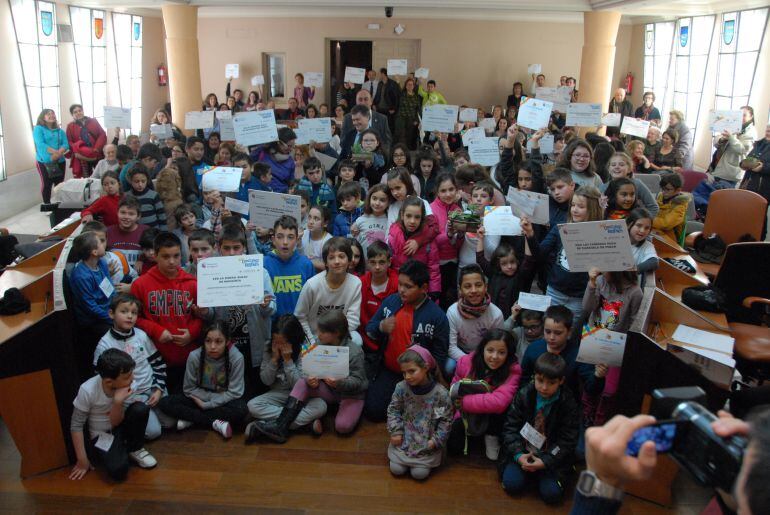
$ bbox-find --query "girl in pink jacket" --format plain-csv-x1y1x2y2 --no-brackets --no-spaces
430,173,464,310
447,329,521,460
388,196,441,295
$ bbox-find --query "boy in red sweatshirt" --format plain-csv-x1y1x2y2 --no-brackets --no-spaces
359,241,398,353
130,231,203,393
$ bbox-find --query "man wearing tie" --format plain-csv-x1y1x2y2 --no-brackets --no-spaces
341,89,392,156
362,69,381,110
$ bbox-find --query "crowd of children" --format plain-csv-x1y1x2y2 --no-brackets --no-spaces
63,73,708,505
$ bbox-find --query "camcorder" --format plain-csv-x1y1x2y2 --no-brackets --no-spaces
626,386,747,493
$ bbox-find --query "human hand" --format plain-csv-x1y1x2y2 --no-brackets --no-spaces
531,128,546,142
81,214,94,223
712,410,750,438
261,294,274,309
306,377,320,388
172,328,191,347
390,434,403,447
191,305,209,319
115,283,132,294
246,222,257,232
159,330,174,344
148,389,162,407
379,317,396,334
69,459,92,480
599,194,609,211
511,303,522,319
190,395,205,409
350,225,360,237
752,162,763,172
114,385,132,404
523,456,545,472
427,439,436,450
323,378,338,389
520,217,534,238
588,267,601,286
595,363,609,378
518,453,533,466
403,239,419,256
107,259,119,276
280,343,293,363
585,414,658,488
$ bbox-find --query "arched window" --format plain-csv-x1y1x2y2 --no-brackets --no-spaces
643,22,676,104
69,6,107,126
672,15,716,137
112,13,142,134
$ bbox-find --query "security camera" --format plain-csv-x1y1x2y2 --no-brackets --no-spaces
385,6,393,17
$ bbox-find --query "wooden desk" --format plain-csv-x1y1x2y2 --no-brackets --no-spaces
654,259,729,330
0,240,67,295
0,271,78,478
652,234,711,283
39,216,80,241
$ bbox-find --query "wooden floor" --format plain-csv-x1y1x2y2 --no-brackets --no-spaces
0,416,711,514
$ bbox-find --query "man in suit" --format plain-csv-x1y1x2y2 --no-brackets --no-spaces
341,89,392,156
339,104,377,161
362,70,381,110
377,68,401,139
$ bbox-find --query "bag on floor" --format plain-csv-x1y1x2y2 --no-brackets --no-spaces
51,178,102,206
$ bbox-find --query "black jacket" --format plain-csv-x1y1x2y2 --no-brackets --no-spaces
740,138,770,203
499,382,580,482
341,111,393,156
378,79,401,113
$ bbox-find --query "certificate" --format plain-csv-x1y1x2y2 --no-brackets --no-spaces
601,113,621,127
517,292,551,312
225,196,249,216
295,117,332,144
197,255,264,308
415,67,429,79
304,72,324,87
461,126,486,146
218,117,236,141
459,107,478,123
251,74,265,86
344,66,366,84
619,117,650,138
527,64,542,74
577,327,627,367
104,106,131,128
233,110,278,146
421,104,459,133
566,103,602,127
387,59,408,76
535,87,571,111
506,187,550,225
517,98,553,131
469,137,501,166
225,63,239,79
483,206,521,236
150,123,173,139
558,220,635,272
248,189,302,227
526,133,554,154
201,166,242,193
301,345,350,379
478,117,496,132
708,110,742,133
216,110,232,120
185,111,215,130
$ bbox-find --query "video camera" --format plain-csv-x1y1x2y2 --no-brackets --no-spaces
636,387,748,493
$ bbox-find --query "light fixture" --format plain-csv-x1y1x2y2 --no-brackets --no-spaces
394,24,405,35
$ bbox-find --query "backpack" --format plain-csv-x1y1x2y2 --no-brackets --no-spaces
0,288,31,315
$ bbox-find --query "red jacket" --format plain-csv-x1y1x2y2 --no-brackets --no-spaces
81,193,121,227
66,117,107,178
359,268,399,351
130,266,203,368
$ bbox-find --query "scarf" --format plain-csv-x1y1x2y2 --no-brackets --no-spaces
458,293,491,319
408,378,436,395
272,151,291,162
641,105,654,120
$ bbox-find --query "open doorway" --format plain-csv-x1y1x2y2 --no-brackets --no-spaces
329,40,372,106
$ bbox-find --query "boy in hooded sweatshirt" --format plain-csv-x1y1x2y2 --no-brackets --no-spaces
130,231,203,393
264,216,316,319
296,157,337,217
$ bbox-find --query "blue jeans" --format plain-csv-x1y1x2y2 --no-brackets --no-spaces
545,286,583,327
502,462,564,505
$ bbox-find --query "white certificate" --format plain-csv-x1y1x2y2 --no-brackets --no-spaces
619,117,650,138
248,189,302,227
577,328,627,367
304,72,324,87
387,59,408,76
233,110,278,146
104,106,132,128
150,123,173,139
295,117,332,144
506,187,550,225
483,206,521,236
459,107,478,123
478,117,496,132
558,220,635,272
517,292,551,312
344,66,366,84
225,196,249,216
421,104,459,133
469,137,501,167
185,111,215,130
461,126,486,146
302,345,350,379
415,67,430,79
527,64,542,74
601,113,621,127
201,166,242,193
708,110,742,133
197,255,264,308
218,117,236,141
216,110,232,121
536,87,571,111
566,103,602,127
526,133,554,155
225,63,239,79
517,98,553,131
251,74,265,86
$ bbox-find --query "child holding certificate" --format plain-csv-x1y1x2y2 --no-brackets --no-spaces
429,173,464,311
351,184,390,256
250,310,367,442
388,197,441,297
458,182,500,267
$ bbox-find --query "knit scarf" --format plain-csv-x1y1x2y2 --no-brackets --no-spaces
408,378,436,395
458,293,491,319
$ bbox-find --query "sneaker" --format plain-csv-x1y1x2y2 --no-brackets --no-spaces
212,419,232,439
128,448,157,469
311,419,323,436
177,419,193,431
484,434,501,461
244,421,259,443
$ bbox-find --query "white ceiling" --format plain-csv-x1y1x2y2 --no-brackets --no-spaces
65,0,770,21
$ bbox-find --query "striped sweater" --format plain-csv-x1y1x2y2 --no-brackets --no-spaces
127,188,167,230
93,327,168,394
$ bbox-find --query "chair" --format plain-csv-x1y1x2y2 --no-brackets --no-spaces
679,170,709,192
636,173,661,196
685,196,703,236
685,189,768,247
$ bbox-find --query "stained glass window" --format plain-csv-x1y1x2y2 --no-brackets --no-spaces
672,15,716,138
70,6,107,125
112,13,142,133
643,22,676,104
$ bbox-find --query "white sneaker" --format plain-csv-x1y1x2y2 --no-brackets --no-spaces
484,434,501,461
212,419,232,439
177,419,193,431
128,448,157,469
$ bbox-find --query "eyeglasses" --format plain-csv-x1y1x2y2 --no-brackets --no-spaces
572,153,591,160
523,323,543,332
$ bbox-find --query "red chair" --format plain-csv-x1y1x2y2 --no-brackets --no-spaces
679,170,708,192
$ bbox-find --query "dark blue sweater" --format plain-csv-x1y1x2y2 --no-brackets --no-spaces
519,337,605,398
